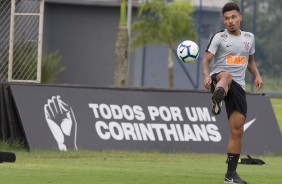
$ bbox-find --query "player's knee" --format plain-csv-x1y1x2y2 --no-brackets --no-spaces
222,72,233,82
231,127,243,139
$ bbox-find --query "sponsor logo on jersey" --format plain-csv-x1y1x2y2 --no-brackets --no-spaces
226,55,246,65
221,33,227,38
244,33,251,38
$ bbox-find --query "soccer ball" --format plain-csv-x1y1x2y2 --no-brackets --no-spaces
177,40,199,63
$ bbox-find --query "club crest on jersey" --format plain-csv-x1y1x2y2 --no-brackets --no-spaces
243,42,250,51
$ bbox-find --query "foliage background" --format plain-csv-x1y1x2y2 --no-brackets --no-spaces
232,0,282,93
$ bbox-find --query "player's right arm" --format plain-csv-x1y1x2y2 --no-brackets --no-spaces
202,32,221,91
202,51,214,91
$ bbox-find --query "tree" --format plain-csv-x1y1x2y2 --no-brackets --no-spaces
114,0,129,87
237,0,282,77
255,0,282,77
131,0,197,88
41,51,65,83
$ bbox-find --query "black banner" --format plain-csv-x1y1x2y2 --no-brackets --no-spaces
7,84,282,154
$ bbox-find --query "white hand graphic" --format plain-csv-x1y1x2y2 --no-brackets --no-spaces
44,96,77,151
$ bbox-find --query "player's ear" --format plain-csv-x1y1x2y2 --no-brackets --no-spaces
240,14,243,21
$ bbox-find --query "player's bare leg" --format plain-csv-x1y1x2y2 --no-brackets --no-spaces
215,72,233,93
227,111,245,153
224,111,247,184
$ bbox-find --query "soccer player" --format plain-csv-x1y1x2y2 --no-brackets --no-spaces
201,2,263,184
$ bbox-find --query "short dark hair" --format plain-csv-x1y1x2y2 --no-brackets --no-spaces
222,2,240,15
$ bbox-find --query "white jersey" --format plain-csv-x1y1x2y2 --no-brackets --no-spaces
206,29,255,90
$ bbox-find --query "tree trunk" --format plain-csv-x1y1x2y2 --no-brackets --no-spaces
168,46,173,88
114,26,129,87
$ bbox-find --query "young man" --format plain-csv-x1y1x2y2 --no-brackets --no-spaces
201,2,263,184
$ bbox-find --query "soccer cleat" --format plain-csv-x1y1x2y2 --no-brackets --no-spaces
211,87,225,115
224,172,247,184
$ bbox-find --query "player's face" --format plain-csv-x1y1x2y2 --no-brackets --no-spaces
223,10,242,35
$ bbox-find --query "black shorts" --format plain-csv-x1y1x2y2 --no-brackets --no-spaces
211,73,247,119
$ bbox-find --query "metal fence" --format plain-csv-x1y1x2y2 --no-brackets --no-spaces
0,0,44,83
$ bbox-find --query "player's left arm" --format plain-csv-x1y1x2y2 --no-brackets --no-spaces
247,54,264,90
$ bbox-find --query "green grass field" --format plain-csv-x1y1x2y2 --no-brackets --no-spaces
0,150,282,184
0,97,281,184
